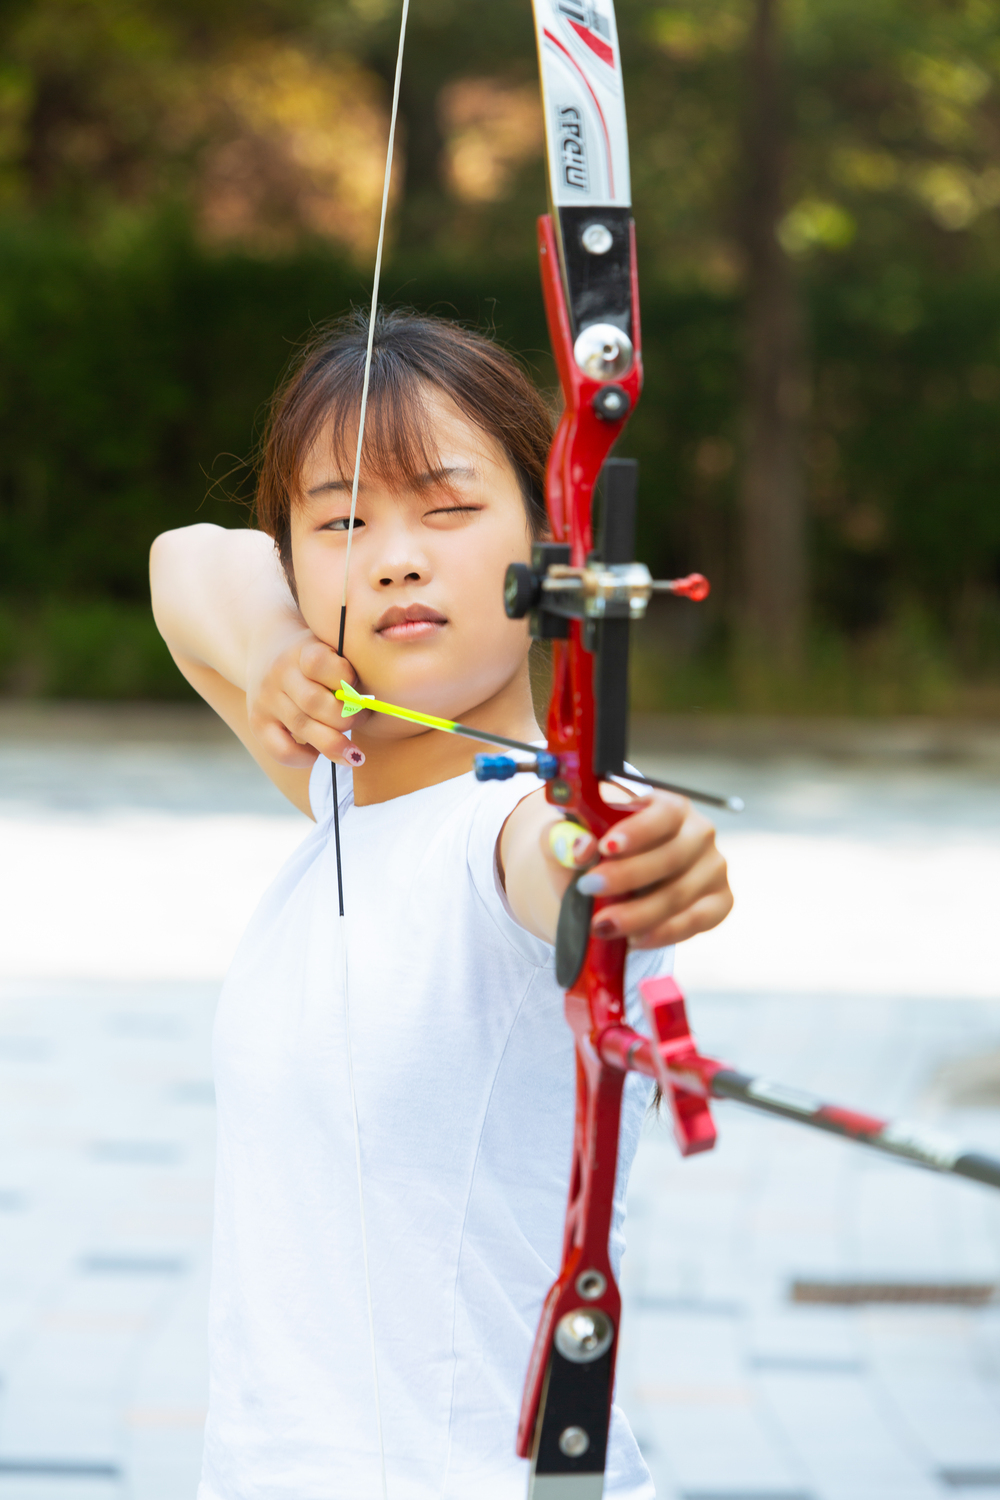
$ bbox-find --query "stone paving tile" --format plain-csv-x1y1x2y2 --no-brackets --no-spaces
759,1370,944,1500
0,1483,122,1500
882,1367,1000,1473
622,1306,812,1500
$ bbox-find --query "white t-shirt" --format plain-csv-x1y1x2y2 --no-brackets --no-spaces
199,756,667,1500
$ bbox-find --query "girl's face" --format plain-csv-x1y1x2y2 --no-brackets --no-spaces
290,385,536,727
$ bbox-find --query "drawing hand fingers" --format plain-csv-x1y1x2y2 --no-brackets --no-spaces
248,702,319,768
300,638,357,694
252,692,361,769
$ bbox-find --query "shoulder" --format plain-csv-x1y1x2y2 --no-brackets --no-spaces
464,776,554,967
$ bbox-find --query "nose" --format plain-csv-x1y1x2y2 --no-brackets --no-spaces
369,517,430,590
376,563,423,588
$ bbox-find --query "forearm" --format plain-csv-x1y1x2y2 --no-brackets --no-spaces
149,524,301,689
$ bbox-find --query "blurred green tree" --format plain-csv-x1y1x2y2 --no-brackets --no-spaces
616,0,1000,666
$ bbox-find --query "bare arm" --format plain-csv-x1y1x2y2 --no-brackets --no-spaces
149,525,355,816
500,785,733,949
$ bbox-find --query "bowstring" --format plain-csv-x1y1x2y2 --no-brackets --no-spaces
332,4,410,1496
337,0,411,660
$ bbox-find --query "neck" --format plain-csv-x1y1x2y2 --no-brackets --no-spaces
348,667,543,805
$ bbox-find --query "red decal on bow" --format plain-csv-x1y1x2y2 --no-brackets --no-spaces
568,19,614,65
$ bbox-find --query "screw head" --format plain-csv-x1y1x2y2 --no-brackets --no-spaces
581,223,613,255
575,1269,607,1301
554,1308,614,1364
573,322,634,380
592,385,631,422
559,1426,591,1458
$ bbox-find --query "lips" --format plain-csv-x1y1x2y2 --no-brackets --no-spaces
376,603,447,639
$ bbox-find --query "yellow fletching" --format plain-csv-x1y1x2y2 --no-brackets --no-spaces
335,680,373,718
334,680,458,735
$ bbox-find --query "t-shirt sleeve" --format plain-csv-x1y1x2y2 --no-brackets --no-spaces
308,755,335,823
465,776,676,989
466,776,556,968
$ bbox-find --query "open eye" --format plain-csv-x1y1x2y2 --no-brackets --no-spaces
324,516,366,533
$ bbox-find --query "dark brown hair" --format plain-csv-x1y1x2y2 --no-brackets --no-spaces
255,308,553,586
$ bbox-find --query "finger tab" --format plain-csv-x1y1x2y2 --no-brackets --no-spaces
549,820,592,870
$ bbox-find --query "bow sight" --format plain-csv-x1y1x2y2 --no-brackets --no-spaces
503,458,710,794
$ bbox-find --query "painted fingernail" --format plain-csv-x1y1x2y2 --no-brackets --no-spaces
592,918,619,940
599,833,624,856
576,871,607,897
343,747,365,767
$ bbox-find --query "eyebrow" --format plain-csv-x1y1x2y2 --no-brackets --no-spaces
306,465,477,498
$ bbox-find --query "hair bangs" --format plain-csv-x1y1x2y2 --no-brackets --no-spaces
313,358,447,500
256,308,554,596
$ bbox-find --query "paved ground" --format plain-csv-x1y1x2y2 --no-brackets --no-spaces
1,704,999,1500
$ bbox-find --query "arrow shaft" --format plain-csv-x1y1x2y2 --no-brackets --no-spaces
335,688,540,756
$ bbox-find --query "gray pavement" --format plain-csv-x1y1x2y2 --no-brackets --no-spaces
1,705,999,1499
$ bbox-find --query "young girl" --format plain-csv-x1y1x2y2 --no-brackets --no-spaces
150,309,733,1500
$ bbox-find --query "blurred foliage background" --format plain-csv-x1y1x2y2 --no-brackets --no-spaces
2,0,1000,711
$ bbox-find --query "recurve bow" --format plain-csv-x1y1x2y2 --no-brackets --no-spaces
334,4,1000,1497
497,4,1000,1497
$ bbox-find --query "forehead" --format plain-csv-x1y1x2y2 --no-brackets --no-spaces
298,382,514,495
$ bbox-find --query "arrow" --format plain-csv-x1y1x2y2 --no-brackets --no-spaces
333,681,744,812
